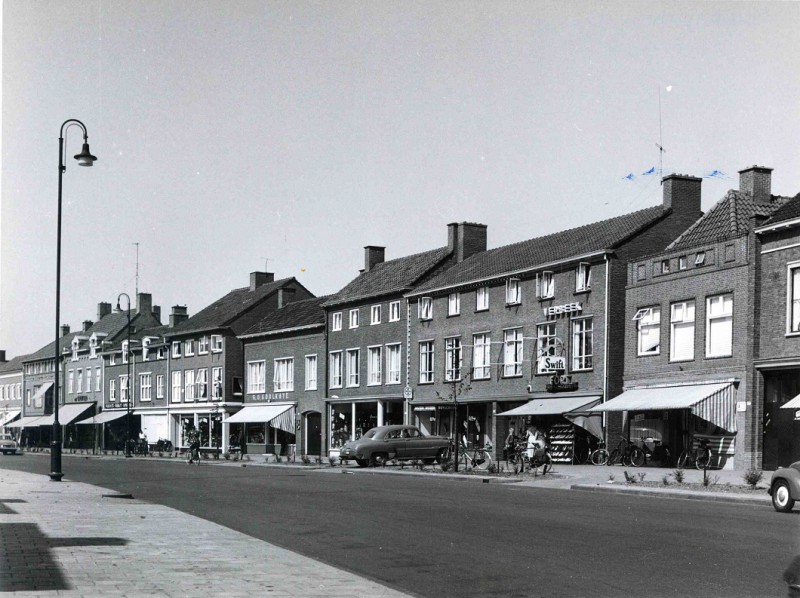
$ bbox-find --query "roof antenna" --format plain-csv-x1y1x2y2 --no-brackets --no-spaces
262,257,272,272
133,242,140,301
657,85,667,183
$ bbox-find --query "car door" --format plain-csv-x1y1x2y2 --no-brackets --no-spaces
404,427,426,458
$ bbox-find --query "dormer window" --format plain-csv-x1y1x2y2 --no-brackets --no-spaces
122,340,129,364
142,338,151,362
89,336,98,359
418,297,433,320
660,259,670,274
695,251,706,266
71,338,80,361
536,272,554,299
576,263,592,292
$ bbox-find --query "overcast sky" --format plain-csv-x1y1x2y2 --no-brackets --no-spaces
2,1,799,357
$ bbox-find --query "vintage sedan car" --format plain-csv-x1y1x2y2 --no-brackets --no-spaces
339,425,450,467
768,461,800,512
0,434,19,455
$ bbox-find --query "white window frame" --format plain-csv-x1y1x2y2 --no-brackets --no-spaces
185,339,195,357
349,309,359,329
198,336,210,355
273,358,294,392
445,337,462,382
172,341,182,358
76,368,83,393
503,328,523,377
171,371,182,402
695,252,706,266
505,278,522,305
670,301,695,362
787,264,800,334
571,317,593,371
536,272,554,299
329,351,343,388
389,301,401,322
635,306,661,356
386,344,402,385
68,369,75,394
211,334,223,352
536,322,558,374
140,373,152,402
660,259,670,274
448,293,460,316
212,367,223,400
419,341,434,384
122,341,129,364
476,286,489,311
197,367,209,400
367,346,382,386
679,256,688,270
418,297,433,320
706,294,733,358
472,333,491,380
247,361,265,394
576,262,592,292
109,379,116,402
184,369,196,401
346,348,360,387
120,375,129,403
332,312,342,331
305,355,318,391
95,367,102,392
156,374,164,399
370,304,381,325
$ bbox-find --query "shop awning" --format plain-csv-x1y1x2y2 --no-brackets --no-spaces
0,410,21,427
31,382,53,403
5,415,48,428
781,394,800,410
75,410,129,425
497,396,602,417
36,402,95,427
591,383,736,432
226,404,295,433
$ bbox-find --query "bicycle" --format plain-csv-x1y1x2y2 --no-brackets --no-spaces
507,439,552,474
607,436,644,467
461,442,494,471
590,440,609,466
186,443,201,465
678,437,712,470
636,436,672,467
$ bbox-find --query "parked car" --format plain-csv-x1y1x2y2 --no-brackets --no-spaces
0,434,19,455
768,461,800,512
339,425,450,467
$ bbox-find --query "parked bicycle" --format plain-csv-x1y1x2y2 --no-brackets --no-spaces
461,441,494,471
607,436,644,467
678,437,712,470
636,436,672,467
507,438,552,474
590,440,610,466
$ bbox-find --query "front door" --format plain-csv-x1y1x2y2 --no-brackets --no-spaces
305,412,321,456
763,371,800,470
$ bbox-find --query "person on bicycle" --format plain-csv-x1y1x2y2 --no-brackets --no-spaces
186,428,201,464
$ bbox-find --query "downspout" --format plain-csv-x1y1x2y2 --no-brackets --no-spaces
324,310,330,457
405,298,411,425
603,254,610,441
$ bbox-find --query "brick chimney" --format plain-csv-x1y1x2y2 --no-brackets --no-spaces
169,305,189,328
662,174,702,214
82,320,93,332
60,324,71,337
97,302,112,321
137,293,153,316
739,165,773,204
448,222,488,262
152,305,162,323
250,271,275,291
364,246,385,273
278,287,296,308
0,350,6,363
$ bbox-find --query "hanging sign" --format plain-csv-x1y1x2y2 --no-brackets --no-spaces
537,355,566,372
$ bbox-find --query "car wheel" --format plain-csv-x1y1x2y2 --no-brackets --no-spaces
772,480,795,513
355,459,369,468
371,452,389,467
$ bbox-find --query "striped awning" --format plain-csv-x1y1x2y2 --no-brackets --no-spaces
5,415,48,428
0,410,21,427
226,404,296,433
591,383,736,432
497,396,602,416
36,403,95,426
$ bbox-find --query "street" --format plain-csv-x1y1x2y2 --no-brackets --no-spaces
1,454,796,597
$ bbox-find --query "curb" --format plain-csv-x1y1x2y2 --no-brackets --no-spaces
570,483,771,506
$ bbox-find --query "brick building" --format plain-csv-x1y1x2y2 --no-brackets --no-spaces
0,352,27,433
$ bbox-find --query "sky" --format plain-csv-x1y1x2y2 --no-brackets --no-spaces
1,1,799,357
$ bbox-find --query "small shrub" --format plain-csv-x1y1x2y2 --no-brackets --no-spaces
661,474,671,486
637,472,646,483
328,456,337,467
672,468,685,484
301,454,311,465
440,459,454,472
624,470,637,484
608,473,615,482
487,462,498,474
703,473,720,487
743,468,763,489
222,452,230,460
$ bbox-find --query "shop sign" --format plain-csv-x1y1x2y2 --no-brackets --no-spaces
543,302,582,317
403,385,413,400
414,406,435,412
736,401,747,412
537,355,566,372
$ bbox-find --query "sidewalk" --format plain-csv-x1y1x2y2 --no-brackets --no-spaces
0,467,413,597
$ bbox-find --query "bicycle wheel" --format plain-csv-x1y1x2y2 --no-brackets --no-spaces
629,447,645,467
573,444,590,465
695,449,711,470
607,449,621,465
541,453,552,474
591,449,609,466
473,450,493,471
677,450,691,469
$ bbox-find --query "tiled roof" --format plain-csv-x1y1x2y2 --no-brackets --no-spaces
242,296,329,337
413,205,669,293
324,248,452,307
0,355,29,374
23,331,82,363
667,191,788,251
758,193,800,228
169,277,299,335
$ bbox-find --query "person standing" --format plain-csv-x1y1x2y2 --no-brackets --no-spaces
526,425,545,460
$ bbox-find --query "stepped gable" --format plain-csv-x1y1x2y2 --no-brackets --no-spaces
414,205,668,292
243,296,330,337
324,247,451,307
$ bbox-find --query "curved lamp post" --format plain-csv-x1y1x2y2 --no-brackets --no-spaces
50,119,97,482
116,293,133,458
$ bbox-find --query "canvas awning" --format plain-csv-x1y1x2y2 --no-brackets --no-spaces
591,383,736,432
225,404,295,433
5,415,48,428
781,394,800,410
0,410,21,427
36,402,95,427
30,382,53,404
497,396,602,417
75,410,129,425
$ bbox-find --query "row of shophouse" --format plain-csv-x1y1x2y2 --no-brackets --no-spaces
2,166,800,470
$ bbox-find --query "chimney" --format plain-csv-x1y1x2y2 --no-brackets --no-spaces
82,320,93,332
60,324,71,337
448,222,488,262
0,350,6,363
662,174,702,214
250,271,275,291
278,287,296,308
169,305,189,328
137,292,153,316
739,165,773,204
152,305,162,323
364,246,385,273
97,302,112,321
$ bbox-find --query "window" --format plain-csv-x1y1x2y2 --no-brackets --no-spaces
273,358,294,392
679,256,688,270
198,336,209,354
122,341,129,364
156,374,164,399
418,297,433,320
389,301,401,322
706,294,733,357
184,369,196,401
503,329,523,377
576,263,592,292
247,361,265,394
185,339,195,356
536,272,554,299
140,373,152,401
448,293,460,316
445,337,462,382
172,341,182,358
332,312,342,331
386,344,401,384
419,341,434,383
211,367,222,400
535,322,558,374
305,355,317,390
211,335,223,352
660,259,670,274
329,351,343,388
476,286,489,311
197,368,208,399
670,301,695,361
346,349,360,387
120,375,129,403
789,265,800,333
142,338,150,361
68,370,75,394
109,379,116,402
472,333,491,379
95,367,101,391
77,369,83,393
635,307,661,356
370,305,381,325
572,317,593,370
368,346,382,385
349,309,359,329
695,252,706,266
171,371,182,402
506,279,522,305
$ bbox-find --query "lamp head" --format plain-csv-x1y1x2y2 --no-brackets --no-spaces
74,142,97,167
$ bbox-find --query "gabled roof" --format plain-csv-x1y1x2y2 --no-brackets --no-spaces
412,205,670,294
667,191,789,251
757,192,800,229
103,324,172,352
241,296,329,338
323,247,452,307
169,277,304,335
0,354,29,374
23,330,82,363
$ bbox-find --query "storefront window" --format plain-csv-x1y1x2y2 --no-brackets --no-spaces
247,423,266,444
179,414,195,447
355,402,377,439
330,403,351,449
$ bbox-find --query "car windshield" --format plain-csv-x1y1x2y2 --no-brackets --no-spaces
362,428,379,439
0,435,13,441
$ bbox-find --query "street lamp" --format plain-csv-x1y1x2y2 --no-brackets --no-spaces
116,293,133,458
50,119,97,482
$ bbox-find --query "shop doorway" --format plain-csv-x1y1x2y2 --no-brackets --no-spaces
763,371,800,470
305,411,321,456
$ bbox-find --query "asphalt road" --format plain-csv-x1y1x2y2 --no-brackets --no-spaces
2,454,797,597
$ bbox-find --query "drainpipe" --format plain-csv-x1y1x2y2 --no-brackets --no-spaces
603,254,610,442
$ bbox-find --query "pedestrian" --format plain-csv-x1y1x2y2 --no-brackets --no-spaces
239,428,247,459
504,425,517,461
526,425,545,460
